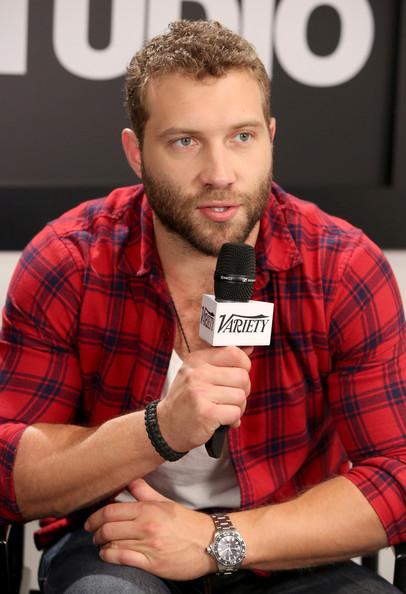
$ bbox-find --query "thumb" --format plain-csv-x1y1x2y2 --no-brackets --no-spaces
128,478,171,502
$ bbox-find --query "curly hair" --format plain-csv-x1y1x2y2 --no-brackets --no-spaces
125,20,271,143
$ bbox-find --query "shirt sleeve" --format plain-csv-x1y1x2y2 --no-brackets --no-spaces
0,224,83,522
326,232,406,545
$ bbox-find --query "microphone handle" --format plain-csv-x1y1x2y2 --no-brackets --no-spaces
205,425,228,458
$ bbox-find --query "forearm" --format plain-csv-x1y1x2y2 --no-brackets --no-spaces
233,476,387,571
13,412,162,520
12,346,252,521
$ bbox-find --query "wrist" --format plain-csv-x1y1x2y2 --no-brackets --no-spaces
228,509,265,570
199,512,218,574
156,399,191,453
206,512,247,574
144,400,188,462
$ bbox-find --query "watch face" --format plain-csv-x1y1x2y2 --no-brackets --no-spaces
214,531,246,566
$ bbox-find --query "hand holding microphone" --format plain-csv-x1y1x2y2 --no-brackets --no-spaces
200,243,274,458
156,345,252,454
157,243,272,460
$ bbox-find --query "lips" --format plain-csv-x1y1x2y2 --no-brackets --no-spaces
198,204,240,222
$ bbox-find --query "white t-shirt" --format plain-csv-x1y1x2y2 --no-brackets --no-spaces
117,350,241,509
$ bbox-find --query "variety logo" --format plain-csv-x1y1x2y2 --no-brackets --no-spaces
200,306,215,331
218,313,271,334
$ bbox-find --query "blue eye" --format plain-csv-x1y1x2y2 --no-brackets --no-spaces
176,137,193,147
236,132,252,142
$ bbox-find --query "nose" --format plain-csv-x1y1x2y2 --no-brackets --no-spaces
198,143,236,189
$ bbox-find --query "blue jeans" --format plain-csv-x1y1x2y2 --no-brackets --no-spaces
38,528,401,594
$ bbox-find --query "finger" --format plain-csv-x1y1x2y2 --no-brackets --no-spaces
206,385,248,409
187,345,252,371
101,539,142,551
241,346,254,356
93,521,140,547
212,403,245,427
85,502,139,533
191,365,251,395
229,397,248,428
100,546,150,571
127,478,171,503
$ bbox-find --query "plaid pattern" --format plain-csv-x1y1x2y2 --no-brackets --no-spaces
0,183,405,549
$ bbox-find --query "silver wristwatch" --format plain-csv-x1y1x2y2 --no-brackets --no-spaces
206,513,246,575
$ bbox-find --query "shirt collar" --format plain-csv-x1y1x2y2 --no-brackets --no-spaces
256,182,303,272
117,188,160,279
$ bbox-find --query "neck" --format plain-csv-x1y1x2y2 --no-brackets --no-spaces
153,216,216,296
153,216,260,356
153,219,215,356
153,215,260,297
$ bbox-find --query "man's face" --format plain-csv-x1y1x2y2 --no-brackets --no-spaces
139,70,274,256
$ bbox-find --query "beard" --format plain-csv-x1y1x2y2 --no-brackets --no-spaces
141,162,272,256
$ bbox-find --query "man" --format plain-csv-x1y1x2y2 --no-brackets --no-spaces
0,19,405,594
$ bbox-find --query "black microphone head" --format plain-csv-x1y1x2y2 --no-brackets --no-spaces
214,243,256,302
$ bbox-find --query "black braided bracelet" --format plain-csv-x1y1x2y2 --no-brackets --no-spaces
144,399,188,462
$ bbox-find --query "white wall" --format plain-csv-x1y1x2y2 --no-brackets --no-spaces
1,250,405,591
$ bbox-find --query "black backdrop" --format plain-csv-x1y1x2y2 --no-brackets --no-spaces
1,0,405,249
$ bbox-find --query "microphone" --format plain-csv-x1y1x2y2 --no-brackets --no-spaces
200,243,274,458
214,242,256,303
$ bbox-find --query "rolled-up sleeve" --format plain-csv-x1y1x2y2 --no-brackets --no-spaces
327,233,406,544
0,225,83,522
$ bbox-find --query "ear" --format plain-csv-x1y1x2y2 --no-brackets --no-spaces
122,128,142,178
269,117,276,142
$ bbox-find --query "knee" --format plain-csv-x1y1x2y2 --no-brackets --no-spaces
63,571,171,594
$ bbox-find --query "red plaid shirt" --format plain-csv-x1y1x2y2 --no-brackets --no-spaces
1,183,405,549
